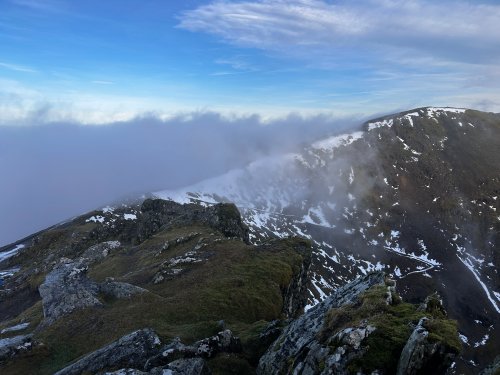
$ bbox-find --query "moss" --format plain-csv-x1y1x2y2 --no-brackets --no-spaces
424,318,461,354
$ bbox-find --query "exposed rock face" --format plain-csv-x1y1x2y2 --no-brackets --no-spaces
257,272,386,374
138,199,249,243
54,328,162,375
258,272,459,375
38,258,102,324
397,318,455,375
0,334,33,362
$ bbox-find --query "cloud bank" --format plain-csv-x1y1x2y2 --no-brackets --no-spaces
0,111,359,247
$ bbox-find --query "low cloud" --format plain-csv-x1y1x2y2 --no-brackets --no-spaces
0,111,360,246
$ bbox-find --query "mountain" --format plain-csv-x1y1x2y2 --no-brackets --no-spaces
0,199,461,374
0,106,498,374
155,107,500,373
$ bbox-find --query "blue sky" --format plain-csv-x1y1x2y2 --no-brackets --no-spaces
1,0,500,124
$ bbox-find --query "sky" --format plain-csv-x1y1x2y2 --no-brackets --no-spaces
1,0,500,246
1,0,500,124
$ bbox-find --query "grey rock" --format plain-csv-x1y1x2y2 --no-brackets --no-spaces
397,317,455,375
54,328,162,375
38,258,102,324
144,330,241,371
0,334,33,362
163,357,211,375
194,329,242,358
138,199,249,244
104,369,148,375
81,241,121,264
257,272,385,375
100,280,147,299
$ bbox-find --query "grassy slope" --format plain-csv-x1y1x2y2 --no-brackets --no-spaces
0,219,310,374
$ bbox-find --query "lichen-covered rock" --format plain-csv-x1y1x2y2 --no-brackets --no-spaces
257,272,386,374
54,328,162,375
38,258,102,324
0,334,33,362
81,241,121,263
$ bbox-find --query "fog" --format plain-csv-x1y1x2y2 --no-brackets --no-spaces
0,111,361,247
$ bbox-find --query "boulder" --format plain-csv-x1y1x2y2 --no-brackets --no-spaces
0,334,33,362
38,259,101,324
54,328,162,375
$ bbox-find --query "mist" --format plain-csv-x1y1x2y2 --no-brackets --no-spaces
0,111,361,247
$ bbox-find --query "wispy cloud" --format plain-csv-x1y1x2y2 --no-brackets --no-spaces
178,0,500,66
0,61,37,73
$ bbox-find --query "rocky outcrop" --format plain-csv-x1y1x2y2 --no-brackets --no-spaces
54,328,241,375
258,272,459,375
54,328,162,375
257,272,386,374
81,240,121,263
138,199,249,243
38,258,102,324
397,318,456,375
145,329,241,370
0,334,33,362
39,242,145,324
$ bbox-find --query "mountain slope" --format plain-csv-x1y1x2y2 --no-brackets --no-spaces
156,107,500,373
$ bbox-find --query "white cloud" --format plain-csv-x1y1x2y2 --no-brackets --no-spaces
178,0,500,66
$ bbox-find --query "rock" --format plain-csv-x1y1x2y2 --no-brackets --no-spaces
138,199,249,243
162,358,211,375
194,329,242,358
38,259,102,324
144,330,241,371
396,318,455,375
99,280,147,299
54,328,162,375
104,369,148,375
81,241,121,264
0,334,33,362
257,272,386,374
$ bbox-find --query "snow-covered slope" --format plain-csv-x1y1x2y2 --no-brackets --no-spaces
155,107,500,372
